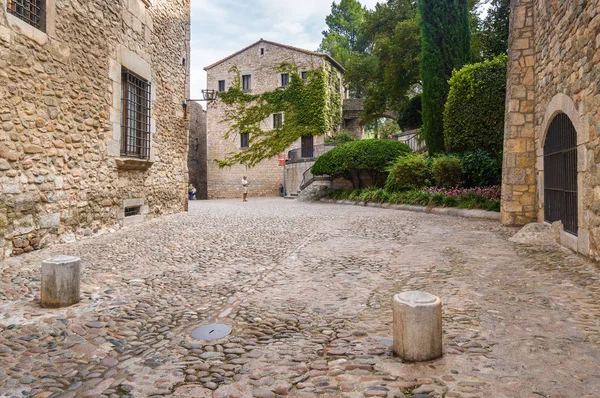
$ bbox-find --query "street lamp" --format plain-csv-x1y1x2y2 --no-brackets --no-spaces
182,89,218,112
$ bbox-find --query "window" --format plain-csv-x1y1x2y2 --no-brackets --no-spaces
301,71,308,79
281,73,289,87
240,133,249,148
218,80,226,92
7,0,45,31
242,75,251,91
273,113,283,129
260,48,264,55
121,69,151,159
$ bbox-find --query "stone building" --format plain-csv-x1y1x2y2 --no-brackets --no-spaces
0,0,191,258
502,0,600,258
204,39,346,199
188,102,207,200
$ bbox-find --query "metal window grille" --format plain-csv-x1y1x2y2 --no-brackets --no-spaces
121,69,151,159
124,206,141,217
218,80,225,92
273,113,283,129
7,0,45,31
281,73,289,87
242,75,251,91
301,136,314,158
240,133,249,148
544,113,578,236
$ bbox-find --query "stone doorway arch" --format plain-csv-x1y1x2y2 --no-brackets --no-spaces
537,93,589,253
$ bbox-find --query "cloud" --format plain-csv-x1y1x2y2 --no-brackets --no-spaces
190,0,383,103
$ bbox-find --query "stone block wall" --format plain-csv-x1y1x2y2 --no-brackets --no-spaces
205,40,344,199
502,0,600,259
0,0,190,258
188,102,207,199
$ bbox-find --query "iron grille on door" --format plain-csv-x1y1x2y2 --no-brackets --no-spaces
544,113,578,235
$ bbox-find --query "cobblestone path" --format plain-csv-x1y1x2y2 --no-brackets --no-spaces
1,198,600,398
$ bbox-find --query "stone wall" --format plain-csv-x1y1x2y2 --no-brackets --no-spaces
0,0,190,258
188,102,207,199
502,0,600,259
205,40,344,199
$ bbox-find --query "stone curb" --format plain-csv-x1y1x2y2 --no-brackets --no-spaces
319,198,501,221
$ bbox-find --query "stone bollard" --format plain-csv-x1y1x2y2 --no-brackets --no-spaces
40,256,81,308
393,291,442,362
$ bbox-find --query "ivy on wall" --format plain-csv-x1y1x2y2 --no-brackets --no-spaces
217,62,343,167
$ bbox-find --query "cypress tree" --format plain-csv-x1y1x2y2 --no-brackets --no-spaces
419,0,471,154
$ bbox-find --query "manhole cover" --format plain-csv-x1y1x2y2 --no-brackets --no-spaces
191,324,232,340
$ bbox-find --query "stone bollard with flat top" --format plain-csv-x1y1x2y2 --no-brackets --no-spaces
40,256,81,308
393,291,442,362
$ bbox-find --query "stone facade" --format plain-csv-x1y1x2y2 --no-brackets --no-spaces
188,102,207,199
502,0,600,259
205,39,345,199
0,0,191,258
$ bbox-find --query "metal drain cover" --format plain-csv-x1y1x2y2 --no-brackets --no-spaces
191,324,232,340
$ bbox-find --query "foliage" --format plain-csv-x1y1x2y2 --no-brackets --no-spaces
359,0,421,121
326,187,500,211
320,0,420,120
458,149,501,188
325,130,355,144
217,63,342,167
425,185,500,202
319,0,369,95
443,54,507,156
385,154,429,192
480,0,510,59
312,139,411,188
397,93,422,131
432,156,462,188
419,0,471,154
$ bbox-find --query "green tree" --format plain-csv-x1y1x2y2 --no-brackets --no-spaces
480,0,510,58
419,0,472,154
319,0,369,70
359,0,420,121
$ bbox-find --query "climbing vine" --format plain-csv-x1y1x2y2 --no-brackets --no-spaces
216,62,343,167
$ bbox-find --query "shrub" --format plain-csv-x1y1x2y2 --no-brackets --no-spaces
397,94,422,131
458,149,501,188
312,139,411,188
432,156,462,188
443,54,507,155
385,154,430,192
325,130,355,144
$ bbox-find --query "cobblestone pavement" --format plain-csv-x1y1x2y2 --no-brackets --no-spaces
1,198,600,398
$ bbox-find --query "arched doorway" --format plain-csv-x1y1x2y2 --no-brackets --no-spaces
543,113,578,235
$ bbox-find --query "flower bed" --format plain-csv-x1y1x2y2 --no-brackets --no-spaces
326,186,500,212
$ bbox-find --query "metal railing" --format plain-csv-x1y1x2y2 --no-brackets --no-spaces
397,131,427,153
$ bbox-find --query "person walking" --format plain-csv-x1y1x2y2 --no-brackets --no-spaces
242,176,249,202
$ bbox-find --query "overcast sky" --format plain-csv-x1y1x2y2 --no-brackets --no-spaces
190,0,381,104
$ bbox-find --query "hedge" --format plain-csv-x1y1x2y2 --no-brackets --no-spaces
312,139,411,189
443,54,507,156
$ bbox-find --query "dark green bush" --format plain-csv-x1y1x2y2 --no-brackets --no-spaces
397,94,422,131
312,139,411,188
458,149,501,188
443,54,507,155
432,156,462,188
325,130,355,144
385,154,430,192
